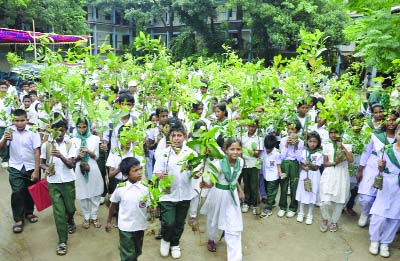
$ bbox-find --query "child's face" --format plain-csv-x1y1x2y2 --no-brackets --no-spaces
372,107,384,121
159,112,168,125
195,105,204,116
120,101,134,111
13,115,27,131
29,84,37,91
247,124,258,136
307,137,319,150
215,108,225,120
126,164,143,182
31,94,38,102
200,86,208,94
317,117,325,127
170,131,185,148
226,142,242,160
385,114,398,131
297,105,308,116
23,98,32,109
266,148,273,154
22,85,29,92
211,100,218,108
329,129,339,141
151,115,159,126
0,84,8,93
287,125,298,135
77,121,88,135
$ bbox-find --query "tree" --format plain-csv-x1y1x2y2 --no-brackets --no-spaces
0,0,87,35
342,0,400,73
226,0,350,62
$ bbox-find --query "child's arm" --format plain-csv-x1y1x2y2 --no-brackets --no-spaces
323,155,336,167
277,163,283,177
0,131,12,150
51,149,74,169
31,147,40,181
237,182,244,201
109,167,119,178
338,142,354,163
105,202,117,232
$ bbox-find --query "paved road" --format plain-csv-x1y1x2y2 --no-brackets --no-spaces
0,169,398,261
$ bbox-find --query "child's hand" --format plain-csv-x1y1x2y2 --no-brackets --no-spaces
78,151,84,158
31,170,39,181
238,189,245,201
253,150,261,158
280,172,287,179
100,142,108,152
200,181,212,189
4,131,12,140
157,173,168,180
193,170,203,179
105,222,112,233
80,147,89,153
356,169,363,183
51,149,62,158
377,160,386,171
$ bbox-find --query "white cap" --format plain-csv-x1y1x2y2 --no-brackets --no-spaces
128,80,138,87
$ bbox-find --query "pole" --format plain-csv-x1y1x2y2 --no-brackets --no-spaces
32,19,37,61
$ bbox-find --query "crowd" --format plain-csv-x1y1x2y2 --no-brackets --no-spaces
0,76,399,261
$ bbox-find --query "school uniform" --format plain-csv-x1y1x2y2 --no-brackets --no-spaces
153,145,196,247
261,148,281,210
201,158,244,261
102,116,136,152
110,180,148,261
41,140,78,244
0,97,12,162
241,132,263,207
308,124,329,147
358,133,395,216
369,147,400,245
279,136,304,212
4,125,41,222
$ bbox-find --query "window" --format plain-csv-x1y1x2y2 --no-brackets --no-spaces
83,6,88,20
105,13,111,20
115,11,122,24
109,34,113,46
227,9,233,19
122,35,130,45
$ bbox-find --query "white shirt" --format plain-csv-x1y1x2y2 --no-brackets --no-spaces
262,148,282,181
103,116,135,151
41,140,78,183
110,181,148,232
106,149,144,180
6,125,41,171
241,132,263,168
154,146,196,202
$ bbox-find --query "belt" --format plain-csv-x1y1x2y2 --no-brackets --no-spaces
215,183,237,190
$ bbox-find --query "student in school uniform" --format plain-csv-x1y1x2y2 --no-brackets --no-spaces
40,117,78,256
153,126,197,259
105,157,149,261
0,109,41,233
368,126,400,258
0,80,13,168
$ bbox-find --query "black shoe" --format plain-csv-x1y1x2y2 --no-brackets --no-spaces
68,223,76,234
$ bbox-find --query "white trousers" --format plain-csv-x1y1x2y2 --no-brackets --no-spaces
189,195,200,218
320,201,344,223
225,231,242,261
369,215,400,244
80,196,101,220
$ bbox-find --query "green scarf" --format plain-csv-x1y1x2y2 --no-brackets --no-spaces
75,118,92,163
333,141,338,162
374,132,390,146
220,156,240,205
214,118,228,127
385,145,400,186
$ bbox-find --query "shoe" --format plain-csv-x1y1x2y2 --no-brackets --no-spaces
305,215,313,225
329,223,338,232
277,209,286,217
207,240,216,252
155,229,162,240
91,219,101,228
252,207,257,215
68,223,76,234
56,243,68,256
286,210,296,218
1,162,8,168
346,208,357,216
296,213,304,223
369,241,379,255
100,197,105,205
189,217,196,226
160,239,170,257
320,219,329,232
260,209,272,218
241,203,249,213
358,214,368,227
379,244,390,258
82,219,90,229
287,187,291,195
171,245,181,259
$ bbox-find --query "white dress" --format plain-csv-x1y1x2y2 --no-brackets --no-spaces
319,142,352,204
71,135,104,200
295,150,323,204
200,158,244,232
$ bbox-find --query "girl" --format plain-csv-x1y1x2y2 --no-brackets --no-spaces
200,138,245,260
356,111,399,227
295,131,323,225
145,113,159,179
72,118,104,229
213,103,229,127
319,125,353,232
368,125,400,257
366,103,385,133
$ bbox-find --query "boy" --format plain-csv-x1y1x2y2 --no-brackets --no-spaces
0,79,13,167
105,157,149,261
241,120,263,214
296,101,311,137
40,117,77,255
0,109,41,233
278,119,304,218
260,135,282,218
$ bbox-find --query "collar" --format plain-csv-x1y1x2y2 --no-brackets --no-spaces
11,125,29,132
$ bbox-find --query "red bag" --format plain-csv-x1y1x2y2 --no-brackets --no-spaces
28,179,52,212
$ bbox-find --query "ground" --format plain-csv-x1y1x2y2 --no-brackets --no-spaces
0,169,399,261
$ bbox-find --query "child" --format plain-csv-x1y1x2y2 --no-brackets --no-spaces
145,112,159,179
105,157,149,261
40,117,78,255
153,126,197,259
241,120,263,214
0,109,41,233
296,101,311,137
295,131,323,225
365,103,384,133
259,135,282,218
319,126,353,232
368,126,400,258
356,111,398,227
200,138,245,260
71,117,104,229
278,119,304,218
0,79,12,168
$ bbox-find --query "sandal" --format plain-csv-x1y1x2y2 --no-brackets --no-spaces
25,214,39,223
12,222,24,233
91,219,101,228
207,240,216,252
68,223,76,234
56,243,68,256
82,219,90,229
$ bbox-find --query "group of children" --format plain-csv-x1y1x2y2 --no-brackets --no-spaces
0,77,399,261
